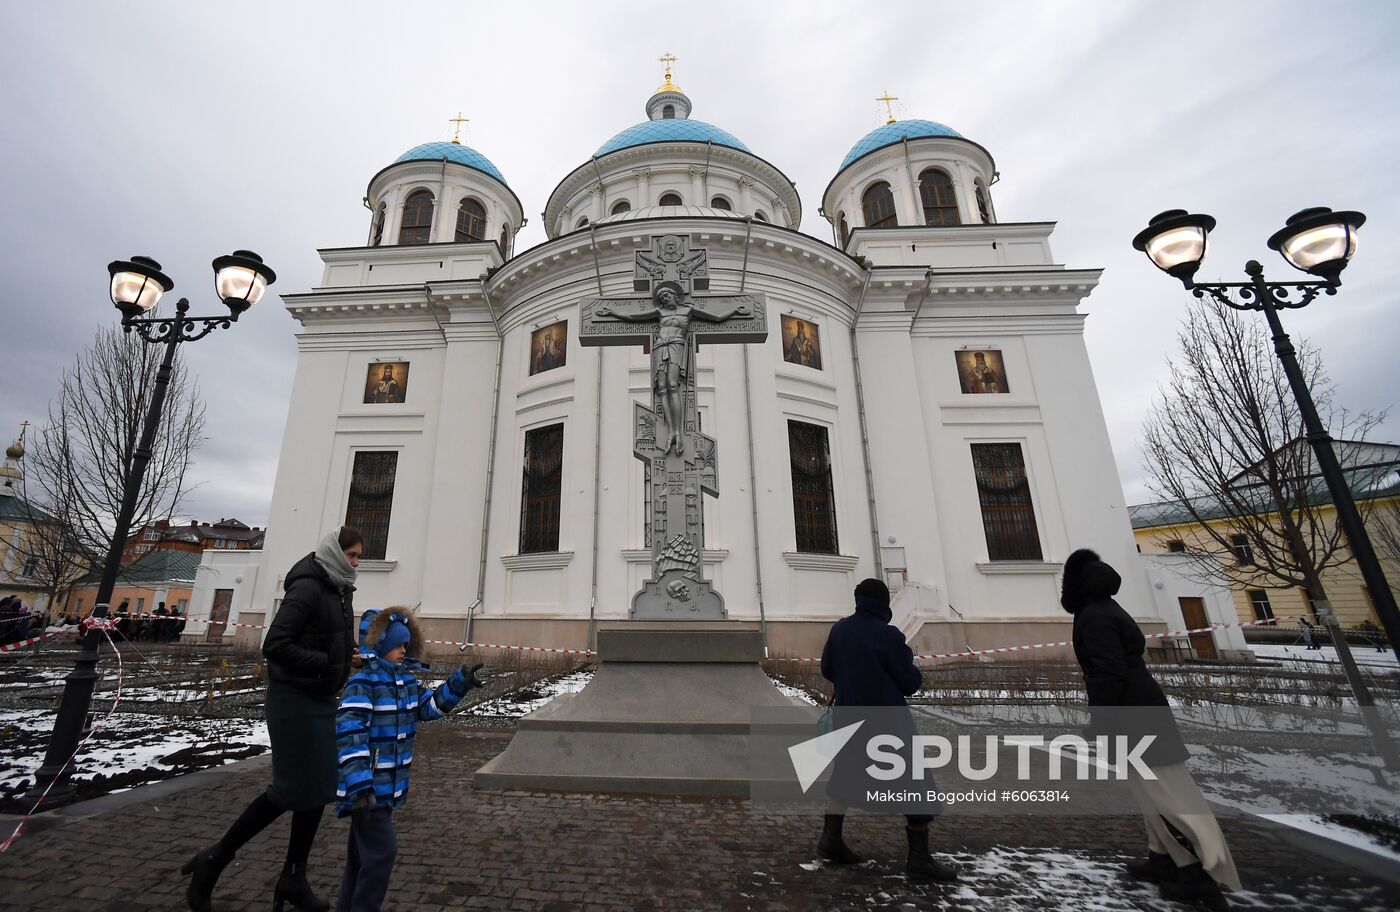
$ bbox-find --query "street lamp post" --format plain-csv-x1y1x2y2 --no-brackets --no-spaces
1133,207,1399,768
29,251,275,804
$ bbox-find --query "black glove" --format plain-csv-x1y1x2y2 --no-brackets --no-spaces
349,789,376,815
462,663,487,690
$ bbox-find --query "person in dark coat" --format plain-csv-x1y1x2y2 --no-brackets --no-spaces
183,526,363,912
114,600,131,640
1062,548,1240,906
150,601,169,642
815,578,957,883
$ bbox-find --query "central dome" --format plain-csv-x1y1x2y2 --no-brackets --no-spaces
595,119,751,157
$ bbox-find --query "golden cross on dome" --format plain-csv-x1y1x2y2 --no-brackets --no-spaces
877,90,898,124
448,112,469,144
659,52,677,87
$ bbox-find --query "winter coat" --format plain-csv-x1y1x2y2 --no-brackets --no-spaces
334,608,474,816
820,599,923,708
1062,549,1189,767
262,552,356,697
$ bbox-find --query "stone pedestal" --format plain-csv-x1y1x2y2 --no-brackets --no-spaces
473,622,812,797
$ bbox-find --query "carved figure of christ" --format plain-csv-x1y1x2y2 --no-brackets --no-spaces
593,281,751,455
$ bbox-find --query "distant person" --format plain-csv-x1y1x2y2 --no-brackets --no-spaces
1299,617,1319,651
151,601,169,642
114,600,131,640
1061,549,1240,905
816,577,957,883
0,596,27,645
182,527,363,912
334,607,483,911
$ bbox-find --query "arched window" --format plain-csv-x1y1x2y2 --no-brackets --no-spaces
611,200,631,215
861,181,897,228
837,212,849,247
919,168,960,226
371,202,386,247
662,104,676,119
499,223,511,256
975,180,992,224
398,189,435,245
576,216,590,229
710,195,731,210
658,192,683,207
753,210,768,222
455,197,487,242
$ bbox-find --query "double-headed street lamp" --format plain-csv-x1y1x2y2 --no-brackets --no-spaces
1133,207,1398,767
30,251,276,803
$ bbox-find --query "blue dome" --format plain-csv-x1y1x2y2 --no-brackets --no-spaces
394,142,507,184
837,119,963,172
595,119,750,157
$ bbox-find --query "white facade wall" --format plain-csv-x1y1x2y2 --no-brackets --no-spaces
1141,552,1251,660
186,549,263,642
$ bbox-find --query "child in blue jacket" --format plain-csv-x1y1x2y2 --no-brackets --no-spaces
334,607,484,912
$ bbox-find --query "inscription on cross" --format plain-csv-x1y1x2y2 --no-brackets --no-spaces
580,235,766,619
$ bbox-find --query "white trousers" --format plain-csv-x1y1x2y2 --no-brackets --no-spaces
1126,761,1242,891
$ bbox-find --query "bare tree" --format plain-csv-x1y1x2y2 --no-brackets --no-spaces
1140,297,1385,613
21,325,206,582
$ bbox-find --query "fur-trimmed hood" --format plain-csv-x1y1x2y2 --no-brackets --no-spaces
357,606,425,659
1060,548,1122,614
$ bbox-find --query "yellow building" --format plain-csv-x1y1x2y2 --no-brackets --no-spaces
1130,444,1400,630
0,431,88,619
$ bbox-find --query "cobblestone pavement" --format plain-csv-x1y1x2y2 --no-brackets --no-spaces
1,726,1396,911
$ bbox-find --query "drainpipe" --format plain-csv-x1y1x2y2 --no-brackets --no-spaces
737,217,768,653
847,261,882,581
465,277,505,648
439,156,450,243
590,156,607,220
586,222,606,650
703,140,713,202
901,137,922,225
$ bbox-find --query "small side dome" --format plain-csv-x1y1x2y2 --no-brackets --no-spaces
395,141,507,185
837,119,963,174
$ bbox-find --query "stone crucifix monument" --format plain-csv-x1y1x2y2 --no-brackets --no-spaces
474,234,812,799
579,233,767,620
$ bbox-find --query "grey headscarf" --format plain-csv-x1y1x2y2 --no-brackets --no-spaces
314,528,357,592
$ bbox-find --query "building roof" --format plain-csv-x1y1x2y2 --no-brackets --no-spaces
0,491,58,524
393,142,507,185
837,119,963,173
1130,458,1400,530
594,118,750,157
78,548,202,586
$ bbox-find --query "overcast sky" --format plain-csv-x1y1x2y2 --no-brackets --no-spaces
3,2,1397,528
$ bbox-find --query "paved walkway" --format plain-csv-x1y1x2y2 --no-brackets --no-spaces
1,725,1396,911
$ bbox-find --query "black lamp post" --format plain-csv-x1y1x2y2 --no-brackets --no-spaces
29,250,275,804
1133,207,1399,768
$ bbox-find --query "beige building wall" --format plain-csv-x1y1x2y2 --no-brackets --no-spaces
1134,496,1399,629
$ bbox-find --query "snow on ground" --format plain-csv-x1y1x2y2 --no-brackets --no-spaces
1251,643,1398,669
0,709,269,794
467,669,593,718
769,676,819,705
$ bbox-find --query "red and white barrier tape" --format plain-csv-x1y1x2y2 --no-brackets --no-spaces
0,635,47,653
1,616,125,853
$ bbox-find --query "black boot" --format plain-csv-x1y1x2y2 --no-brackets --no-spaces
272,862,330,912
816,814,861,864
1125,851,1177,883
905,826,958,883
1159,862,1228,910
180,844,231,912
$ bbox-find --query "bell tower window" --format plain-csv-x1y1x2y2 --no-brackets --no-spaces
975,180,992,224
398,190,435,245
662,104,676,118
455,197,487,242
659,192,683,207
611,200,632,215
371,202,386,247
919,168,960,226
861,181,897,228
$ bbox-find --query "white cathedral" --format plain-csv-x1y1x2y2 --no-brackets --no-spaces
193,65,1226,660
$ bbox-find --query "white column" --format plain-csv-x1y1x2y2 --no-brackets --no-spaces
689,167,705,205
633,168,651,207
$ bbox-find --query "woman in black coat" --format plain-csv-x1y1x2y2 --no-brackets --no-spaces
1062,549,1239,906
182,526,362,912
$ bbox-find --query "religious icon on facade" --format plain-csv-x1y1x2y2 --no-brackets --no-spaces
529,321,568,375
363,361,409,403
780,314,822,370
956,350,1009,394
